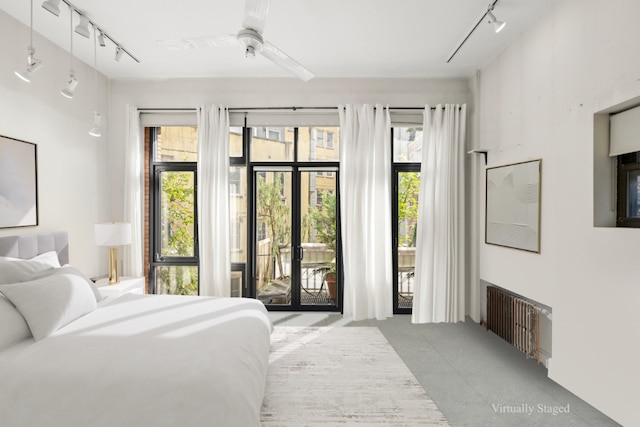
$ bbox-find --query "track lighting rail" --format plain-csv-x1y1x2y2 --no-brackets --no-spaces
47,0,140,63
446,0,503,63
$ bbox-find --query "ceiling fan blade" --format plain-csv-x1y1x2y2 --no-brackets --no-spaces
261,41,315,82
242,0,270,33
158,35,238,51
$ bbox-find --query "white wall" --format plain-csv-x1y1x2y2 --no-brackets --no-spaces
476,0,640,425
0,10,109,277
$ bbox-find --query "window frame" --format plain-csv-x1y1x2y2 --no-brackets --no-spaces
616,152,640,228
391,127,422,314
149,134,199,295
326,132,334,149
316,129,324,147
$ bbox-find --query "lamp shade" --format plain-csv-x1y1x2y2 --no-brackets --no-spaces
95,222,132,247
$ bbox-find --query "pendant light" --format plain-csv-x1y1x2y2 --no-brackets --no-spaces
89,24,101,137
15,0,43,82
60,5,78,99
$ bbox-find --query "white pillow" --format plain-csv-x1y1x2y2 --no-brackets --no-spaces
0,270,97,341
0,251,61,284
27,265,104,303
0,295,32,351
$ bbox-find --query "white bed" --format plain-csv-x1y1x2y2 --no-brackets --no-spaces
0,232,272,427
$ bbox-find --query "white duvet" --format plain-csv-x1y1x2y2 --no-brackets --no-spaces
0,294,272,427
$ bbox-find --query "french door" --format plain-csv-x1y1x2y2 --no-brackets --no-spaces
253,166,340,311
393,166,420,314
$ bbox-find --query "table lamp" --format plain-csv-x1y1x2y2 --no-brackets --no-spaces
95,222,132,284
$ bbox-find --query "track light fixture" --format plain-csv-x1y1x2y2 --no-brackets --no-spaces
16,0,42,83
89,111,102,137
41,0,61,16
60,5,78,99
15,47,43,82
89,24,101,137
98,30,106,47
446,0,506,63
115,46,124,61
487,8,506,33
74,14,90,38
60,72,78,98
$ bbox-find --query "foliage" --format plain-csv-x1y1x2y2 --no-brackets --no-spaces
161,171,195,256
310,190,337,274
398,172,420,247
310,190,337,254
256,173,290,279
159,171,198,295
158,266,198,296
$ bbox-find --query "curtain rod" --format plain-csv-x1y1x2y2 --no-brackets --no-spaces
137,106,448,113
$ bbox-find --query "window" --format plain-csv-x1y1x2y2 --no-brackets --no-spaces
317,171,323,177
257,222,267,241
326,171,334,178
617,151,640,227
230,167,242,196
152,126,198,162
151,160,199,296
393,127,423,162
253,126,282,141
231,218,243,251
229,126,244,158
268,129,282,141
327,132,334,149
297,127,339,162
149,125,246,296
229,166,247,263
251,127,293,162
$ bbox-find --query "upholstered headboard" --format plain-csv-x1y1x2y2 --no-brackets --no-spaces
0,232,69,265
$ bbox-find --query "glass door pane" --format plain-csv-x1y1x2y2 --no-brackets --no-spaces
152,167,198,296
159,170,196,258
299,169,338,307
397,171,420,311
255,169,292,305
156,265,198,295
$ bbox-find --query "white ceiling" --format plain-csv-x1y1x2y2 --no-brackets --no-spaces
1,0,556,81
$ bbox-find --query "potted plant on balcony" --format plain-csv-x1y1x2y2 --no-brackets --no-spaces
310,190,338,300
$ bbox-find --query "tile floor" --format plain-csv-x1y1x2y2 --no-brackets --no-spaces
268,312,621,427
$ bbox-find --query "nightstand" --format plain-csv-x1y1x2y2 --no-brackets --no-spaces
96,276,145,300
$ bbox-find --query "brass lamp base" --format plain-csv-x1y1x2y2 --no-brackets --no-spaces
108,247,120,284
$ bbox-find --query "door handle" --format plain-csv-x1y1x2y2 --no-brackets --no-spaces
296,246,304,261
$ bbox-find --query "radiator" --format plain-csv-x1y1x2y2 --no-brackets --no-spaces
486,286,540,362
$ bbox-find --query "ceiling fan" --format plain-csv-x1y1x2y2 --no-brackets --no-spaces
160,0,315,82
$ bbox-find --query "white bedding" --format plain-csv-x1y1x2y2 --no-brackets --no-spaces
0,293,272,427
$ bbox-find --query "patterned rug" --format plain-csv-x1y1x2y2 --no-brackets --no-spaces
261,326,450,426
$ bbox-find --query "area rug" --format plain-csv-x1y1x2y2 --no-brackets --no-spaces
261,326,450,426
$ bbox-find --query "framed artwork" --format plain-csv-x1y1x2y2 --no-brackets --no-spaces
0,136,38,228
485,159,541,253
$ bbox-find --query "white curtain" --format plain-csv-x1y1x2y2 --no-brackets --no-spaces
197,105,231,297
123,105,144,277
412,104,467,324
338,104,393,321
